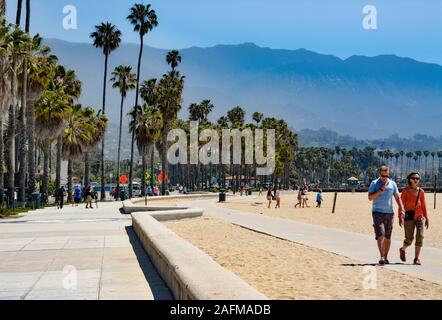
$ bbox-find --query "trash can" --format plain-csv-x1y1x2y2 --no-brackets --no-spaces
248,190,252,196
31,192,41,209
165,190,170,196
219,189,226,202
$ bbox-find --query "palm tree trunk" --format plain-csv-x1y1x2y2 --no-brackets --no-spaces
17,59,27,205
41,141,49,196
161,116,168,195
150,146,154,190
7,71,17,206
67,158,73,202
55,135,61,189
116,95,124,200
129,34,144,199
141,154,146,196
84,153,90,188
100,53,109,201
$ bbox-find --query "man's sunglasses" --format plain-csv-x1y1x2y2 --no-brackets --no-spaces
381,175,389,178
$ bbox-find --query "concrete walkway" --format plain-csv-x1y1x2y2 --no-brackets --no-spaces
180,196,442,286
0,202,172,300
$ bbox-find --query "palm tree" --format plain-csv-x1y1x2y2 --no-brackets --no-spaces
35,81,70,197
166,50,181,71
252,112,263,127
423,150,430,183
90,22,122,200
157,68,185,195
26,36,57,194
130,104,161,196
62,104,96,201
5,25,29,205
139,78,159,189
83,110,108,188
111,65,137,200
127,3,158,198
53,65,81,191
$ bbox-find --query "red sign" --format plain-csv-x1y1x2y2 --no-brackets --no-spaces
120,175,128,184
157,172,169,183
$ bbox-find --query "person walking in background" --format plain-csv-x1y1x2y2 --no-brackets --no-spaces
84,186,93,209
274,188,281,209
267,187,273,208
399,172,430,265
57,186,65,210
73,185,82,207
368,166,405,265
295,188,302,208
258,186,263,197
301,187,310,208
316,189,324,208
93,187,99,208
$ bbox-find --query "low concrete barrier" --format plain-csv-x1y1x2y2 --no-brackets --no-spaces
132,212,268,300
122,200,204,221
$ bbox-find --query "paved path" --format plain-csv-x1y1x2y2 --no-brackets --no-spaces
0,202,172,300
180,196,442,286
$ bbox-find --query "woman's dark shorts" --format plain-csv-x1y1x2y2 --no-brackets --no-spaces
372,213,394,240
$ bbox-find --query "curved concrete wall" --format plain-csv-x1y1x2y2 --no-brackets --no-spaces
132,212,268,300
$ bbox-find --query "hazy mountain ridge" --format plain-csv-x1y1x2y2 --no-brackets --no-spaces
44,39,442,142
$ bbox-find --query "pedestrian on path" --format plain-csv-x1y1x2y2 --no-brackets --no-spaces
399,172,430,265
274,188,281,209
316,190,323,208
56,186,65,210
295,189,302,208
368,166,405,265
73,185,81,207
84,186,94,209
266,187,273,208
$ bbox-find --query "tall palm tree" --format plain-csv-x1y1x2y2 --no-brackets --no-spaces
5,25,29,205
130,104,161,196
157,68,185,195
139,78,159,189
53,65,81,191
90,22,122,200
62,104,96,201
26,36,57,194
423,150,430,182
166,50,181,71
83,110,108,188
111,65,137,200
35,81,70,196
127,3,158,198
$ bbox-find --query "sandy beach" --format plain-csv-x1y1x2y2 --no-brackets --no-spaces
218,192,442,248
164,216,442,300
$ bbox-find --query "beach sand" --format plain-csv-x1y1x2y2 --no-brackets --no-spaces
164,217,442,300
218,192,442,248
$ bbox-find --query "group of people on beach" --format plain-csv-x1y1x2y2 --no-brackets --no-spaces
55,185,98,210
264,187,281,209
368,166,430,265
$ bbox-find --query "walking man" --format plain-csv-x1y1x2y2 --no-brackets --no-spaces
368,166,405,265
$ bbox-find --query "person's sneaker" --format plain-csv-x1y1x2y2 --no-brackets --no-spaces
413,258,421,265
384,258,390,265
379,258,385,266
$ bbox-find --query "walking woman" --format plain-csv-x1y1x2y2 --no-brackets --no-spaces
84,186,94,209
266,187,273,208
399,172,430,265
274,187,281,209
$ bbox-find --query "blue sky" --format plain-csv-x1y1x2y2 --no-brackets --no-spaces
5,0,442,64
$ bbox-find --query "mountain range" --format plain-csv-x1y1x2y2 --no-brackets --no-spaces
44,39,442,141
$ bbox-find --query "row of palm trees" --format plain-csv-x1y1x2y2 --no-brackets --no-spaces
0,1,108,206
294,146,442,188
377,149,442,183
